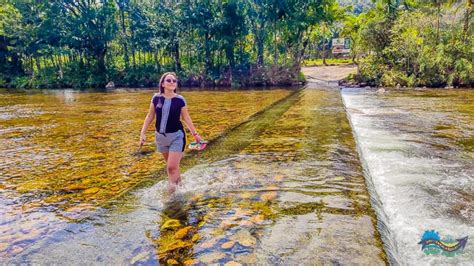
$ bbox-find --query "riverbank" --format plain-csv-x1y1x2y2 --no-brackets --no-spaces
1,64,306,90
302,64,473,89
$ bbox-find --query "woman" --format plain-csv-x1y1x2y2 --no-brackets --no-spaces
140,72,202,192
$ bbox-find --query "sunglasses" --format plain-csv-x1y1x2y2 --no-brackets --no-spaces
165,78,177,83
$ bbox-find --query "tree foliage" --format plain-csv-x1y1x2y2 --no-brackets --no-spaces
343,0,473,87
1,0,334,88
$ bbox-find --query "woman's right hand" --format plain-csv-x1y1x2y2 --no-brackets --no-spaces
140,132,146,145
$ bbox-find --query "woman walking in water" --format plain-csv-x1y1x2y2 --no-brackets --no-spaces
140,72,202,192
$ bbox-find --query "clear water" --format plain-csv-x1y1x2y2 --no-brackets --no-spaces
2,86,385,264
8,85,471,264
0,88,292,260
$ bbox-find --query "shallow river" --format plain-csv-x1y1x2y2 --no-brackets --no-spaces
1,85,472,265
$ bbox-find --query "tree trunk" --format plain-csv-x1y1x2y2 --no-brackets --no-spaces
273,24,278,65
205,32,212,74
132,49,136,67
154,51,160,71
173,40,182,72
437,3,441,43
256,31,264,67
297,38,310,66
322,40,328,66
29,57,34,74
35,57,41,72
0,36,7,73
463,0,473,42
119,6,130,69
351,37,358,65
96,48,107,87
57,54,64,79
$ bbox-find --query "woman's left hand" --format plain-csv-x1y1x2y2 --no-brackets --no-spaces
193,133,203,143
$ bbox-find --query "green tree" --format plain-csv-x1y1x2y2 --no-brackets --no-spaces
0,3,23,78
56,0,118,85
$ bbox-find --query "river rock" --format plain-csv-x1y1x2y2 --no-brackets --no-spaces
83,187,100,194
191,233,201,242
105,81,115,89
234,207,252,217
239,220,254,227
266,185,279,191
260,192,277,202
199,252,226,263
221,240,236,249
159,240,191,254
63,204,96,219
273,175,284,181
199,237,220,249
174,226,192,239
183,258,198,265
167,259,179,265
130,251,150,264
230,230,256,247
235,253,256,264
219,219,236,229
0,243,8,252
239,192,254,199
250,214,265,224
9,245,24,256
161,219,181,230
65,183,87,191
225,261,243,266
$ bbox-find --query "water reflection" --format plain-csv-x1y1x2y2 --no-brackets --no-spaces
53,89,76,104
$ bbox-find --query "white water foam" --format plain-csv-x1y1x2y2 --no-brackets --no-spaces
341,88,473,265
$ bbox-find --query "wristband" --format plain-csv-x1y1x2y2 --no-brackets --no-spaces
191,132,198,136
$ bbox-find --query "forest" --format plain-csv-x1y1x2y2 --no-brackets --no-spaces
0,0,472,89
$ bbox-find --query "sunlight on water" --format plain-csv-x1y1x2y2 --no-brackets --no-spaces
0,88,291,258
9,86,386,264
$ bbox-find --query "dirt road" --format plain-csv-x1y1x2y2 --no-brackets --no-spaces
301,64,357,82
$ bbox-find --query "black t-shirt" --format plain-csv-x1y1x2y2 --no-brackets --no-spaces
151,93,187,133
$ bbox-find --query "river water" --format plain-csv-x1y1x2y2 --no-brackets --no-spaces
1,85,472,265
342,88,473,265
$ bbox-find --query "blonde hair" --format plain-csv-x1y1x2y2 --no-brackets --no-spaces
158,72,178,94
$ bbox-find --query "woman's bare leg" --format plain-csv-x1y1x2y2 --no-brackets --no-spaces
166,152,183,193
161,152,169,162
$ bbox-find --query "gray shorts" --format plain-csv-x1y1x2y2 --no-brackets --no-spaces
155,130,186,153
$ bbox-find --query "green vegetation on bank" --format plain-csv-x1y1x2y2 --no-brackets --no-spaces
342,1,473,88
303,58,352,66
0,1,471,89
0,1,343,89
